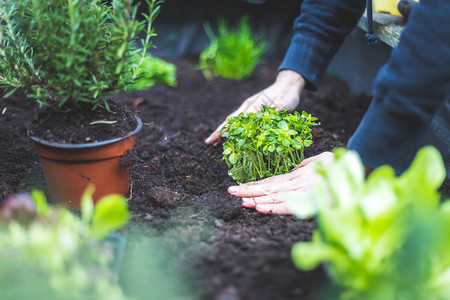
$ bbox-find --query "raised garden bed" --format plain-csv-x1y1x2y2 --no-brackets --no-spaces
1,56,397,299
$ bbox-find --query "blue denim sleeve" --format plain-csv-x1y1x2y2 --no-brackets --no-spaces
278,0,365,90
348,0,450,174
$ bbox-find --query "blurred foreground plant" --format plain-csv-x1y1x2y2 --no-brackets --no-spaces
221,105,319,183
0,185,130,299
288,146,450,300
133,54,177,90
198,16,267,80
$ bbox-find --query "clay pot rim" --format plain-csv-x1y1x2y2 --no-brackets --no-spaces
27,115,142,149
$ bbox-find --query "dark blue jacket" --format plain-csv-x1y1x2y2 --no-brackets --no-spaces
279,0,450,174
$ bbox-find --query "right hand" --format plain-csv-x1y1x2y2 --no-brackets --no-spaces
227,152,335,214
204,69,306,146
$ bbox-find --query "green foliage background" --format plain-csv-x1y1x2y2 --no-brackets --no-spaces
198,16,267,80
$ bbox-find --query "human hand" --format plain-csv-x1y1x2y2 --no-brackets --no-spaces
227,152,335,214
204,69,306,146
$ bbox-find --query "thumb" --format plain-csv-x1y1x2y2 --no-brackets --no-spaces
205,120,228,145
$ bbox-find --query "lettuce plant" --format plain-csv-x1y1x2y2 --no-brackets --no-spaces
0,185,131,299
221,105,319,183
198,16,267,80
0,0,162,110
287,147,450,300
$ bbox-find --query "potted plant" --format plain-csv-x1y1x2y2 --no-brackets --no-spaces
221,105,319,183
0,0,162,209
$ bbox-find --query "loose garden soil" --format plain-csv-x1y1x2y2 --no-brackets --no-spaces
1,57,447,299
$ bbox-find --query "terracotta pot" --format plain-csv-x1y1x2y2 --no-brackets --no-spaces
28,116,142,209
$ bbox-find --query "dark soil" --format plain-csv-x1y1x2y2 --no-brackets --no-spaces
2,57,445,299
28,99,137,144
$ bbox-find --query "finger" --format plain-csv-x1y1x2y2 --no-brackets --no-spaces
293,151,334,170
205,121,228,145
242,193,285,206
244,170,298,185
255,203,292,215
242,197,256,208
245,188,309,205
234,169,300,189
227,174,300,197
205,106,245,145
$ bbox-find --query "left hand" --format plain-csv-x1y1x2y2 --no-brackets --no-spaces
227,152,335,214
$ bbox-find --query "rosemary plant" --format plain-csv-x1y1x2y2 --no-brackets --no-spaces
0,0,162,110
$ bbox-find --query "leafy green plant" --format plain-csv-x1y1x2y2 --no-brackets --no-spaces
197,16,267,80
0,0,162,110
287,147,450,300
221,105,319,183
0,185,131,299
133,54,177,90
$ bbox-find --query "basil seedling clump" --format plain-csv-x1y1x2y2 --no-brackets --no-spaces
221,105,319,183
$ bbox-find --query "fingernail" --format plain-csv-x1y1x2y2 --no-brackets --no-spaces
204,137,211,144
228,186,239,195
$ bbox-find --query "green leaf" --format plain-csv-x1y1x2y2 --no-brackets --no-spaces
31,189,48,217
303,139,313,147
282,138,290,147
91,194,130,240
80,184,95,225
277,120,288,131
229,152,238,165
291,232,341,271
397,146,445,210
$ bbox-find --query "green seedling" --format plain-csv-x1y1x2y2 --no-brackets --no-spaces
132,54,177,90
221,105,319,183
198,16,267,80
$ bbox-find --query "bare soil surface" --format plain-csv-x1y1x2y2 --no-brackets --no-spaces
5,56,439,299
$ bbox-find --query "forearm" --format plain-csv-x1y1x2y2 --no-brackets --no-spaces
348,0,450,174
279,0,365,89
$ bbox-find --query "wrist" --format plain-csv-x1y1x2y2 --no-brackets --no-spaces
275,69,306,94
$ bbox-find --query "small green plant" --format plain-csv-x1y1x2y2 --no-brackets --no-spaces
0,185,131,299
0,0,162,110
288,147,450,300
133,54,177,90
198,16,267,80
221,105,319,183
